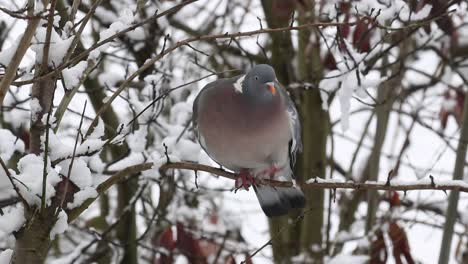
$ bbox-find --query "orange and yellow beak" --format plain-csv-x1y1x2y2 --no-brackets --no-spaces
266,82,277,95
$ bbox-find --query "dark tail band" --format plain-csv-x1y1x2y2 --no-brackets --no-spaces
253,185,306,217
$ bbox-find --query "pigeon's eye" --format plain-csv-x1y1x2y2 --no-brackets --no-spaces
254,76,259,80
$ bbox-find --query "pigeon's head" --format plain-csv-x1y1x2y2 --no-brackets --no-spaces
242,64,279,102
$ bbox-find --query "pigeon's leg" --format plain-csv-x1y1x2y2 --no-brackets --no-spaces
235,169,257,190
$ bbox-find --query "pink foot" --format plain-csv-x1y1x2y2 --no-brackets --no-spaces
235,169,257,191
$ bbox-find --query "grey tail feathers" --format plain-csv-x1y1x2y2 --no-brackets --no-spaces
253,185,306,217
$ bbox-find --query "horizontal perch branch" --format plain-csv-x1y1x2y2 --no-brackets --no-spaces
68,160,468,222
160,161,468,193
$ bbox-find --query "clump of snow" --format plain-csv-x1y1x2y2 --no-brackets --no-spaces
54,156,101,210
162,136,200,162
41,113,57,127
398,3,433,21
47,133,71,160
0,205,25,237
30,98,42,123
411,4,432,20
107,152,145,171
88,118,105,140
58,155,100,209
15,154,61,206
57,158,92,188
0,129,25,160
62,61,88,89
126,26,145,41
2,107,30,130
99,22,125,49
0,249,13,264
31,27,73,66
98,8,139,51
50,210,68,240
67,186,98,209
127,127,148,153
63,21,74,37
89,50,101,60
119,8,135,25
88,154,106,174
48,130,106,161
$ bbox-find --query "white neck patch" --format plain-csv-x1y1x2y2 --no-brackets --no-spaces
233,75,245,93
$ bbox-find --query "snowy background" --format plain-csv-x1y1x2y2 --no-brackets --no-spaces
0,0,467,263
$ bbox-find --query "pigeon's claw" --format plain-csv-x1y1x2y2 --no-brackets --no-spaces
235,169,257,191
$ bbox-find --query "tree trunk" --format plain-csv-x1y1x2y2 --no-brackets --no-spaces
11,76,56,263
12,207,56,263
12,2,58,257
438,74,468,264
116,179,138,264
295,1,328,262
260,1,299,263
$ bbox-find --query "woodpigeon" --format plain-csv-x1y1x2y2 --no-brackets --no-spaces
192,64,306,217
